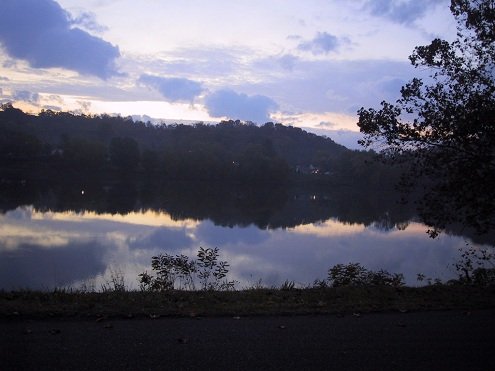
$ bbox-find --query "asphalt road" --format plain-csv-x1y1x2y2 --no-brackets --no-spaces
2,310,494,371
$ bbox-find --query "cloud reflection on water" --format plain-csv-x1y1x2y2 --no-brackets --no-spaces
0,206,465,290
0,241,107,290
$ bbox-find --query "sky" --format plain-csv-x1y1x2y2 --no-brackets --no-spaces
0,0,457,149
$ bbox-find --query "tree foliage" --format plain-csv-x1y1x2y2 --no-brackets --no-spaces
0,104,373,185
138,247,236,291
357,0,495,236
327,263,405,287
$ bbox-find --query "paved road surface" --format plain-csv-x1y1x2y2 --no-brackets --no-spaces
2,310,494,370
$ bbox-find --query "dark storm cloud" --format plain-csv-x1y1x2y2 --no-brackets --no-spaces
139,74,203,102
298,32,347,55
204,89,278,124
363,0,446,25
0,0,120,79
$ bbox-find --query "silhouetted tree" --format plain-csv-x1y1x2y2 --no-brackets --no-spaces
109,137,140,175
61,137,106,174
141,149,160,176
1,105,380,185
357,0,495,236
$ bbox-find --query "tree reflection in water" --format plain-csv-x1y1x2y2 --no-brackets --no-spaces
0,180,490,290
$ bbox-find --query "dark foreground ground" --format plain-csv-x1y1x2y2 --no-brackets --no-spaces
2,309,494,371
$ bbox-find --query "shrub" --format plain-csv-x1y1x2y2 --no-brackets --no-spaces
280,280,296,290
138,253,196,291
328,263,404,287
312,279,329,289
101,267,127,292
197,247,234,291
472,268,495,286
138,247,236,291
453,244,495,286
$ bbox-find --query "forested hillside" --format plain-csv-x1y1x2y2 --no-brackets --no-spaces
0,104,396,186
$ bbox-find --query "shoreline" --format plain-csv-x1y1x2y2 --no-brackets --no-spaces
3,285,494,320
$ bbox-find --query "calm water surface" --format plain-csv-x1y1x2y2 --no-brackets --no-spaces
0,205,473,290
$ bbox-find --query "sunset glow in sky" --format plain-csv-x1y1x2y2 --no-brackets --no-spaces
0,0,456,148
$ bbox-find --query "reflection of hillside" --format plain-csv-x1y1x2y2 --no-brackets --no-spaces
0,179,414,230
139,182,416,231
273,184,413,229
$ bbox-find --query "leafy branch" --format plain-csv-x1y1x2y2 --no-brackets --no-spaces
138,247,236,292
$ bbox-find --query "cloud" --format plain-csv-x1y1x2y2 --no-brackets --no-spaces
47,94,64,104
278,54,299,71
204,89,278,124
363,0,446,25
42,105,63,111
0,0,120,79
129,228,193,251
71,11,108,33
252,54,299,74
131,47,245,82
13,90,40,103
242,58,420,115
378,77,407,95
287,34,302,41
0,241,107,290
139,74,203,102
250,54,301,77
298,32,347,55
317,121,337,129
76,100,92,113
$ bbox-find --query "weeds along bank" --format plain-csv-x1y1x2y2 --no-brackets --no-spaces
3,245,494,298
136,246,495,293
2,284,495,319
1,246,494,318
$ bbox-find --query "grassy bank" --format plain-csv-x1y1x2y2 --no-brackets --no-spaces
2,285,494,320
